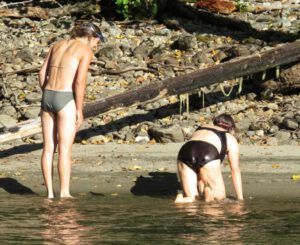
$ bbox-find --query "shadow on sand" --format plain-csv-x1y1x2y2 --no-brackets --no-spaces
131,171,180,198
0,177,36,195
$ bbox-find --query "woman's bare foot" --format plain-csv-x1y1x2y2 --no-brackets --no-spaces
204,186,214,202
174,193,195,203
175,193,184,203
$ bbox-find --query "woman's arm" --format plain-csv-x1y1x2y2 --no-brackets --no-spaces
73,47,93,130
38,47,52,89
227,135,243,200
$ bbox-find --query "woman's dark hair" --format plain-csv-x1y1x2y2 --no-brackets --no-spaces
70,22,105,42
213,113,235,131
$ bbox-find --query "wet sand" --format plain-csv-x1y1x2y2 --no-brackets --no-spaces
0,143,300,199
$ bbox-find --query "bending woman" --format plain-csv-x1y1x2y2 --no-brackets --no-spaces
39,22,105,198
175,113,243,203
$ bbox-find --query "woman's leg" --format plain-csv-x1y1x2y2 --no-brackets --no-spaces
41,111,57,198
57,100,76,198
200,160,226,202
175,161,199,203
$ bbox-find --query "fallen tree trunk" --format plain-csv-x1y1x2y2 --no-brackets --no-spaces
1,39,300,143
166,0,299,42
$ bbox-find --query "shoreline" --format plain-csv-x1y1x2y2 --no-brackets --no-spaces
0,143,300,198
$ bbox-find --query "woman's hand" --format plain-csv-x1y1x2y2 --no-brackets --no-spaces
75,110,83,130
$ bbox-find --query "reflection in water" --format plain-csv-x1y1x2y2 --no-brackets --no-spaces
175,199,249,244
40,199,97,244
0,195,299,243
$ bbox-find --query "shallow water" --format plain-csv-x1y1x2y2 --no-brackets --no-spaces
0,194,300,244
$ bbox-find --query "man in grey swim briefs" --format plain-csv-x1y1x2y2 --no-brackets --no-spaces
175,114,243,203
39,22,105,198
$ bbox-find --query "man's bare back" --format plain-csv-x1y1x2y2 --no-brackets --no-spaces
42,39,92,91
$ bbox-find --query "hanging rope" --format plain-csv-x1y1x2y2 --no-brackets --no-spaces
220,83,234,97
237,77,243,94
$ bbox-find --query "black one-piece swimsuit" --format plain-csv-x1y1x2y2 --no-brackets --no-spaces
177,127,228,172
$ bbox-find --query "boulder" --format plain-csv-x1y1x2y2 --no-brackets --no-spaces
0,114,17,128
148,124,184,143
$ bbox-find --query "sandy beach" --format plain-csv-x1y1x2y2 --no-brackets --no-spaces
0,143,299,199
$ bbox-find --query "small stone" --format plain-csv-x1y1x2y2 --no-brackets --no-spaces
235,118,251,132
282,118,298,130
246,93,257,101
15,48,34,63
170,35,197,51
24,106,40,119
269,125,279,134
25,93,42,104
135,135,150,143
266,103,278,111
0,114,17,128
265,137,278,146
255,130,264,137
275,131,290,142
0,105,17,117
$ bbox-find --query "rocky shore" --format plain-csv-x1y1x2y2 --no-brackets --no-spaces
0,0,299,147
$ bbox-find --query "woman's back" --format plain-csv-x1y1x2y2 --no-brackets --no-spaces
190,125,227,154
45,40,87,91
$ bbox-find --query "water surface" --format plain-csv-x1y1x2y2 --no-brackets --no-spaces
0,194,300,244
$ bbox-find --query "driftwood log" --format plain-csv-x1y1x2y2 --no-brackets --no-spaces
1,39,300,143
166,1,300,42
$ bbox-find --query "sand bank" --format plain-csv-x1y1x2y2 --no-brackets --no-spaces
0,143,299,199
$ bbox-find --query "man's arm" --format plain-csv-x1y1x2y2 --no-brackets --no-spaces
38,47,52,89
227,134,243,200
73,48,93,130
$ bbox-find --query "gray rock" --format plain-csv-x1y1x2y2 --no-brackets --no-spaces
0,105,17,117
266,103,278,111
15,48,34,63
265,137,278,146
295,114,300,124
0,114,17,128
246,131,255,137
170,35,197,51
106,25,122,37
246,93,257,101
135,135,150,143
225,45,251,58
125,131,135,142
255,130,264,137
192,52,214,65
113,131,125,140
284,111,294,119
25,92,42,104
272,115,284,125
275,130,290,143
213,50,227,62
133,39,155,59
134,70,144,78
96,46,123,60
282,118,298,130
269,125,279,134
149,46,165,59
279,63,300,85
24,106,40,119
235,118,251,132
148,124,184,143
260,89,273,100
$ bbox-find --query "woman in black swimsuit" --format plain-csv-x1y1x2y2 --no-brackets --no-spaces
175,114,243,203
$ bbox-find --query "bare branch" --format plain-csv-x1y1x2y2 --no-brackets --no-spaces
0,0,33,9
